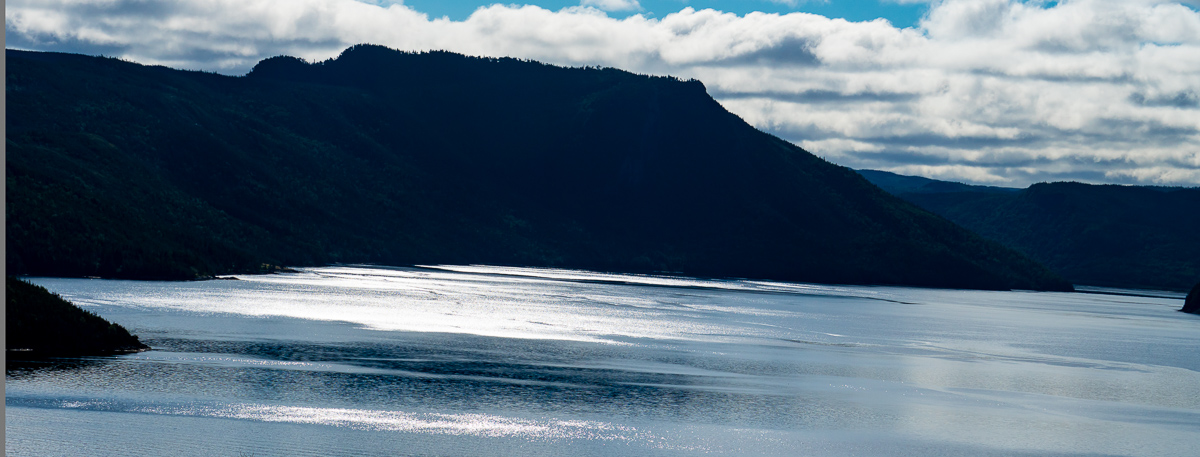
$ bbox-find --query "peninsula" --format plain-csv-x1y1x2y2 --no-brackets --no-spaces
6,277,149,356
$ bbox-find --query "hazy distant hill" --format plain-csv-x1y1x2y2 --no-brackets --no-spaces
856,170,1020,195
6,46,1070,291
860,170,1200,291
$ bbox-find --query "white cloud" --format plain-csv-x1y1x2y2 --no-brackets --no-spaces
580,0,642,12
6,0,1200,186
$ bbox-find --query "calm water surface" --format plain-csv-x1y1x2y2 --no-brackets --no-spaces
7,265,1199,456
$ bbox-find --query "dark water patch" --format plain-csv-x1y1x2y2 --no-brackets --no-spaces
9,335,871,429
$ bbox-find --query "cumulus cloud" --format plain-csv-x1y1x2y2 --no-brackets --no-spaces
6,0,1200,186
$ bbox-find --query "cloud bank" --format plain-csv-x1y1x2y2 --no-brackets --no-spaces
7,0,1200,186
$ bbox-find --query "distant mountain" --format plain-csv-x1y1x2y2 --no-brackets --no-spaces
856,170,1020,195
860,170,1200,291
6,46,1070,291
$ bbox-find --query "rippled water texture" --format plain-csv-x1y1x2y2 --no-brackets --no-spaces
7,265,1200,456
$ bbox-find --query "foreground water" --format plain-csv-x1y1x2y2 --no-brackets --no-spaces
7,265,1199,456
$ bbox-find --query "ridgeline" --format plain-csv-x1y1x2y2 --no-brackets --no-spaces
6,46,1070,291
860,170,1200,291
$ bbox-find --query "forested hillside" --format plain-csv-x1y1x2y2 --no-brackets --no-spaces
7,277,148,356
861,170,1200,291
7,46,1070,291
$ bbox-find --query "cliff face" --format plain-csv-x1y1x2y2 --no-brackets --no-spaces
7,46,1070,290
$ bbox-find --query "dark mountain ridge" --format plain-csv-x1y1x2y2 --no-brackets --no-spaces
6,45,1069,291
860,169,1200,291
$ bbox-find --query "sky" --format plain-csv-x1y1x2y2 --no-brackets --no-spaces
7,0,1200,187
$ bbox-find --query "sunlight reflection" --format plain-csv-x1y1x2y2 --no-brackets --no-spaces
122,402,665,442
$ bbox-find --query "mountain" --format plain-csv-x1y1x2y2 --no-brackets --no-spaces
6,46,1070,291
860,170,1200,291
856,170,1020,195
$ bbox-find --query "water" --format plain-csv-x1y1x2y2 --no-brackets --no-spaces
7,265,1199,456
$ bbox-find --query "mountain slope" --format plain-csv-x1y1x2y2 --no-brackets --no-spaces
860,170,1200,291
6,46,1070,290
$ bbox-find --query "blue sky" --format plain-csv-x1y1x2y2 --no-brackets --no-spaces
399,1,929,27
6,0,1199,187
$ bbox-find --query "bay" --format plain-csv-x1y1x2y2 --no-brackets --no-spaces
7,265,1199,456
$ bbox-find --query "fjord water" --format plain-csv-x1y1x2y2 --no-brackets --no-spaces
7,266,1199,456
